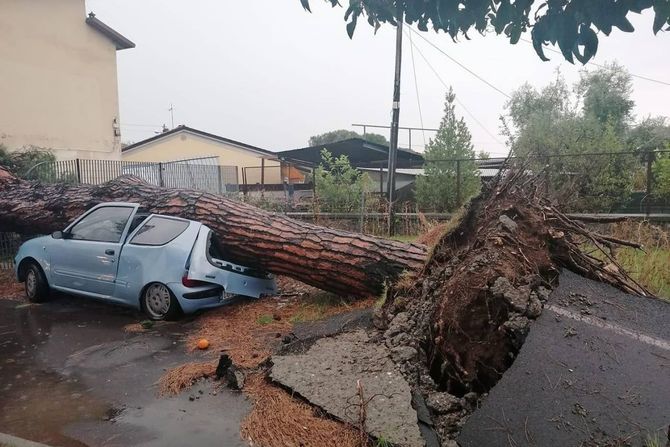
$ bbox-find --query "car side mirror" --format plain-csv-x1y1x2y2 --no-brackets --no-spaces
52,231,64,239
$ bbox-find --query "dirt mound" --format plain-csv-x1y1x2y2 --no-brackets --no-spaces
377,170,651,442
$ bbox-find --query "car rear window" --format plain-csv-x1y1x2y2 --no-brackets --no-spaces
129,216,190,246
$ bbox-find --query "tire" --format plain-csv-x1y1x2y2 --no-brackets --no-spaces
141,283,182,321
24,262,50,303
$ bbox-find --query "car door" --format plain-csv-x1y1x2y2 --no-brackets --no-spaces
50,204,137,297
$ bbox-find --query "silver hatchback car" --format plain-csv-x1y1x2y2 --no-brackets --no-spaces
14,202,277,320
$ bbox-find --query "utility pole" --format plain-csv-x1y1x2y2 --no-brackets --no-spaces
386,4,403,236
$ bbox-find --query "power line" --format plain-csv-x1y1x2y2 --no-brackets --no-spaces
408,36,506,146
518,37,670,87
407,29,427,148
408,26,511,99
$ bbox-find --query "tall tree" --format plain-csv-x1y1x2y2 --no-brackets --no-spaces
299,1,670,63
578,61,634,135
502,65,640,211
415,88,479,212
627,116,670,154
308,129,388,146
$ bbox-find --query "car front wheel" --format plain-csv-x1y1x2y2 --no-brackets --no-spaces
25,263,49,303
141,283,181,321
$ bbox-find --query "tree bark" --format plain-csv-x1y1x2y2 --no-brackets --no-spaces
0,168,426,297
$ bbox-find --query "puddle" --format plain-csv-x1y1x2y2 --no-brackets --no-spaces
0,296,249,446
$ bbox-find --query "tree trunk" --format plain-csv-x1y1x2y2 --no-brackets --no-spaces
0,168,426,297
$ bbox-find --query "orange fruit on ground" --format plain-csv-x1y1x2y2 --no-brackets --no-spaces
197,338,210,350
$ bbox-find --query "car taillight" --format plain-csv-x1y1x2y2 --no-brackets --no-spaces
182,275,209,288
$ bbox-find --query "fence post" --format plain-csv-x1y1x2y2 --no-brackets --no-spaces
158,162,164,187
217,165,223,194
359,190,365,233
75,159,81,184
645,151,654,217
379,166,383,195
456,159,462,206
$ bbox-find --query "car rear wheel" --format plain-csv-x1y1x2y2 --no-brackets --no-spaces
24,263,49,303
141,283,181,321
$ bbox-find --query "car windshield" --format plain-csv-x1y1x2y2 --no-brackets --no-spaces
130,216,190,246
69,206,133,243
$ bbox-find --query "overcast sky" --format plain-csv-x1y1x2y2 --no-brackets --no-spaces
87,1,669,156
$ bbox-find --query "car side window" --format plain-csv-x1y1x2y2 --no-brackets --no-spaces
69,207,134,243
129,216,190,246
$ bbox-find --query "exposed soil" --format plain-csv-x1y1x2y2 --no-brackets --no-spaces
167,172,654,447
375,172,652,444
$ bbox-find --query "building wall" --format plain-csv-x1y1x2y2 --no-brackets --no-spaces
121,131,283,184
0,0,122,160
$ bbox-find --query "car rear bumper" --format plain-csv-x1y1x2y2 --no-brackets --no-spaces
167,282,230,314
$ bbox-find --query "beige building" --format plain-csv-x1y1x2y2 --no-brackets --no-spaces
122,126,288,185
0,0,134,160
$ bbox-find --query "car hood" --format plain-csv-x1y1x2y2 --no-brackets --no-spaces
24,235,53,246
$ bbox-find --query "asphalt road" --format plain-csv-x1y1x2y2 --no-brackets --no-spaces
0,295,249,447
459,270,670,447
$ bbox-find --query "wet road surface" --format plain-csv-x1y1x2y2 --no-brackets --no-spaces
459,270,670,446
0,295,249,447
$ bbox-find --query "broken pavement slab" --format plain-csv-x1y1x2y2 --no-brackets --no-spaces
458,270,670,446
271,330,425,447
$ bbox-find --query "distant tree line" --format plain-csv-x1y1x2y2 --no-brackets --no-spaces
308,129,388,147
502,62,670,211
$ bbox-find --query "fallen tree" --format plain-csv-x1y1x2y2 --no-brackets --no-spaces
0,168,426,297
378,167,653,442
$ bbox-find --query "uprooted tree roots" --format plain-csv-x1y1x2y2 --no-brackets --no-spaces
378,170,652,440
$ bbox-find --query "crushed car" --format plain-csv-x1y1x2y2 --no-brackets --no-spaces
14,202,277,320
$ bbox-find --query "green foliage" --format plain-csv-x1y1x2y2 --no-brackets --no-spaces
256,314,274,325
308,129,388,146
0,144,56,178
578,62,634,135
314,149,370,212
627,116,670,154
299,1,670,63
502,64,644,212
653,153,670,198
415,88,479,212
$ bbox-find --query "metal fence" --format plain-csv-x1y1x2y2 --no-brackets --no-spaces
400,149,670,214
2,150,669,268
0,232,22,270
0,157,242,270
26,157,240,194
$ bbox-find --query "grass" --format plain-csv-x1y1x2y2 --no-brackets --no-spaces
644,433,662,447
611,247,670,298
289,291,352,323
256,314,274,325
584,221,670,299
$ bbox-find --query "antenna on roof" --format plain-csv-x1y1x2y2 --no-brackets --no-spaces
168,103,175,129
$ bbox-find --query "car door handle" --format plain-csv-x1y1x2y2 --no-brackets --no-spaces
105,249,115,256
